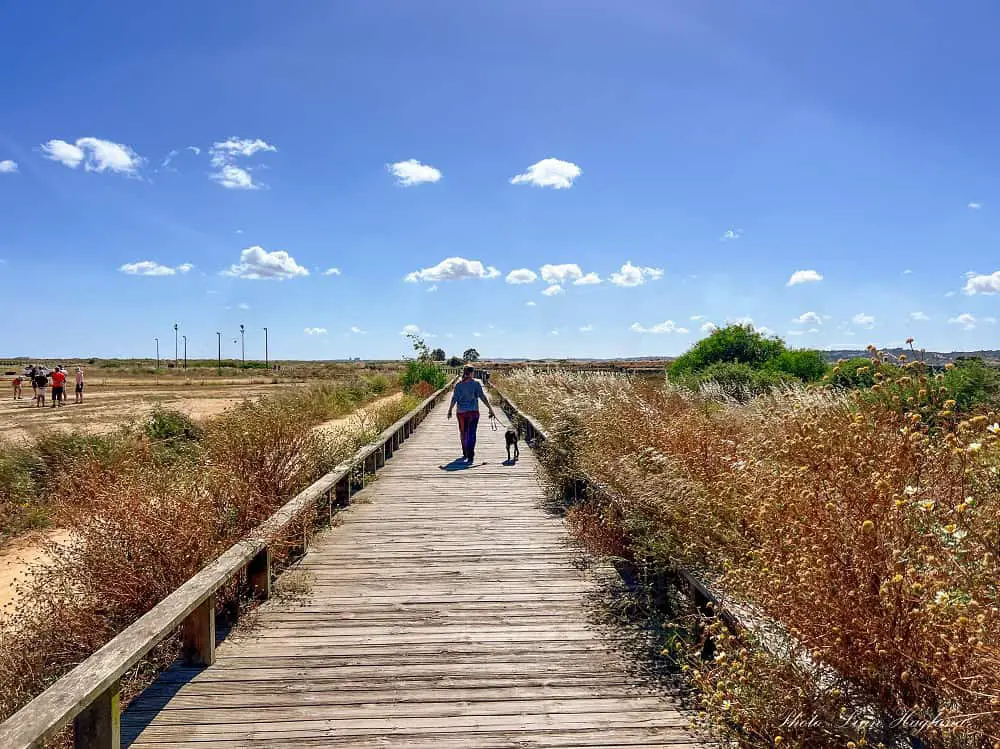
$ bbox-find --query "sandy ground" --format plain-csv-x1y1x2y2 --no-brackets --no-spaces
0,391,406,615
0,528,73,615
0,383,294,444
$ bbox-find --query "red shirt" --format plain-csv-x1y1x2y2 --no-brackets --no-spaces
51,371,66,387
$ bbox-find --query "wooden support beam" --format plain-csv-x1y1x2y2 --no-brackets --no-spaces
73,680,120,749
247,547,271,600
375,444,386,469
182,595,215,667
335,475,349,507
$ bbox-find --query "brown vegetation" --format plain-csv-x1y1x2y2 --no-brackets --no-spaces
501,369,999,748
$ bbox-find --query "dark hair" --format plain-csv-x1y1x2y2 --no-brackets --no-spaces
463,365,475,377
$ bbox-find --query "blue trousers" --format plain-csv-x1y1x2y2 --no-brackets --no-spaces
457,411,480,458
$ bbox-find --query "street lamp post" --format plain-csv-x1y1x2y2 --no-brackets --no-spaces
173,323,179,368
239,324,245,367
263,327,269,370
154,337,159,370
216,332,221,374
182,335,188,369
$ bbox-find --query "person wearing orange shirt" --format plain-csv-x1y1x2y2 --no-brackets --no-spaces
50,367,66,407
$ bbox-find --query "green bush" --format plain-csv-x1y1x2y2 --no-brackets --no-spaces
144,408,203,445
670,324,786,376
940,358,1000,410
402,359,447,393
827,357,879,389
676,361,794,402
765,349,829,382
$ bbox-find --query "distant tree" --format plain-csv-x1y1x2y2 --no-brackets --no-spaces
669,324,785,376
405,333,432,361
463,348,480,362
447,356,463,367
430,348,446,361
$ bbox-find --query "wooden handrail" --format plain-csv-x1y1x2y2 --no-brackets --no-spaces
0,379,456,749
492,384,923,748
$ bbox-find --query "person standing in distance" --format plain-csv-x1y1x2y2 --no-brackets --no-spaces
447,365,495,463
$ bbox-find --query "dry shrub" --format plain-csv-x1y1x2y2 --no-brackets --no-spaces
502,370,1000,748
0,383,419,725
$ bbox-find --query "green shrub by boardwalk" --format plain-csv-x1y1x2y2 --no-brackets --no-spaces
0,374,415,726
668,324,828,401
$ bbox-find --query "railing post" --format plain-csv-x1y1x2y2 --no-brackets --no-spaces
182,594,216,666
73,679,120,749
247,547,271,600
375,443,386,469
364,451,377,477
335,474,350,506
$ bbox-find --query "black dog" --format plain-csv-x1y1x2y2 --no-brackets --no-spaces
505,428,519,462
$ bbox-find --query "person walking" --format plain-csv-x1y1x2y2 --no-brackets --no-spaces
34,368,48,407
12,374,22,400
28,364,38,399
447,365,495,463
75,366,85,403
50,366,66,407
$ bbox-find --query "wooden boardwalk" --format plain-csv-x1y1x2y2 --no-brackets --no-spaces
122,403,704,748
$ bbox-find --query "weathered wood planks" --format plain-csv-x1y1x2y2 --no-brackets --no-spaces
120,405,707,748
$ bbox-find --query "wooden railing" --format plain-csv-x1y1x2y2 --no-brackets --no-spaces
492,385,923,748
0,380,455,749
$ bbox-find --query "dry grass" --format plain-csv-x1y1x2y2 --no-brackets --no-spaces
502,369,1000,748
0,377,417,726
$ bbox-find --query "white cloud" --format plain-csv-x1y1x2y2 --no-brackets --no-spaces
405,256,500,283
322,267,342,276
949,313,978,330
968,202,982,209
910,311,930,321
387,159,442,186
550,329,560,336
208,137,275,189
758,326,775,336
526,301,537,307
540,263,582,284
787,269,824,286
401,324,421,336
610,261,664,287
700,321,718,334
211,164,258,190
986,316,998,324
237,302,250,310
0,160,18,173
41,139,84,168
506,268,538,284
510,158,581,189
186,146,201,155
426,284,438,293
962,270,1000,295
631,320,689,334
224,246,309,280
852,313,876,329
42,137,142,175
788,328,820,337
542,284,564,296
210,138,276,165
690,315,705,321
721,229,742,241
473,331,482,338
902,269,913,275
793,311,822,325
575,272,602,285
161,149,179,168
303,327,327,335
350,326,366,334
579,324,594,333
119,260,193,276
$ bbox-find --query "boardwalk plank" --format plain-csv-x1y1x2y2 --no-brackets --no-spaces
122,404,706,748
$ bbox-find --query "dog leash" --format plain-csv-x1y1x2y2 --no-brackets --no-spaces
489,414,501,431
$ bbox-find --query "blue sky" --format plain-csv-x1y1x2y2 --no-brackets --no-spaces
2,1,1000,360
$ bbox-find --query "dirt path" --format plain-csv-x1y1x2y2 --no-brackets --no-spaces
313,391,405,434
0,528,73,615
0,383,295,443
